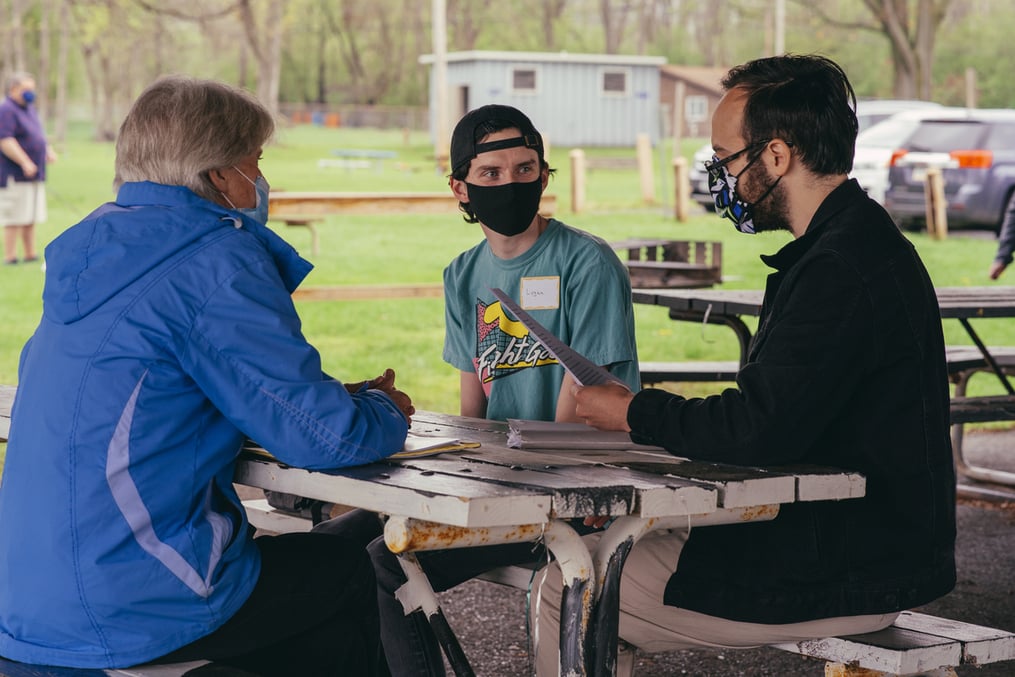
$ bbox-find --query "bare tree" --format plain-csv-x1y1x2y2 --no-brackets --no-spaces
38,0,51,124
797,0,952,99
600,0,635,54
54,0,70,143
6,0,30,72
542,0,568,49
236,0,283,112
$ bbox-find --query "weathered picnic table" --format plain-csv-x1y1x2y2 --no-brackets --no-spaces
632,286,1015,486
234,410,864,677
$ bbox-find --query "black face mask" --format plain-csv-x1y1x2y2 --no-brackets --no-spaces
466,179,543,237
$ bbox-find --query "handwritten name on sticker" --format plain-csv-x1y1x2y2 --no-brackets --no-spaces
520,277,560,310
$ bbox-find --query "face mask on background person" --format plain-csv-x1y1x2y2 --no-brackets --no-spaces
20,90,36,105
465,178,542,237
227,166,271,225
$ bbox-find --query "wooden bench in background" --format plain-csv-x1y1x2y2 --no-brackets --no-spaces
946,346,1015,486
0,383,14,442
639,360,739,387
612,238,722,289
268,191,557,256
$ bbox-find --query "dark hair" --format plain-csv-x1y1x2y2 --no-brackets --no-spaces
450,116,555,224
722,54,858,175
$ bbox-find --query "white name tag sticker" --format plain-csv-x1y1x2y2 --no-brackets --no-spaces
520,277,560,310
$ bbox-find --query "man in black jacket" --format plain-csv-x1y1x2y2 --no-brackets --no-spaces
533,54,956,675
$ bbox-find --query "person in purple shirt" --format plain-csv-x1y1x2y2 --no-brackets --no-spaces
0,71,56,265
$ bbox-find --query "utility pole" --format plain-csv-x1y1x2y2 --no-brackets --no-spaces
432,0,449,172
774,0,786,55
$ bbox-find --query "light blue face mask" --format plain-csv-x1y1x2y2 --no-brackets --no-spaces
229,166,270,225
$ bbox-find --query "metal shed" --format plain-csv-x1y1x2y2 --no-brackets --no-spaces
419,50,667,148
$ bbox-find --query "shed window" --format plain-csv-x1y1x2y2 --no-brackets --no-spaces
512,68,538,93
601,69,629,96
685,95,708,122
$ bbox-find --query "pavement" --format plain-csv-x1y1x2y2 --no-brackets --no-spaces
433,428,1015,676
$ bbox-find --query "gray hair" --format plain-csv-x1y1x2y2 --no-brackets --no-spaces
5,71,34,93
114,75,275,201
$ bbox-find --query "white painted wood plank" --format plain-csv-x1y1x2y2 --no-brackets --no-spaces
776,628,962,674
399,457,638,519
243,498,312,533
403,456,718,519
458,446,795,509
893,611,1015,666
0,384,14,442
108,661,209,676
775,465,867,502
234,457,551,528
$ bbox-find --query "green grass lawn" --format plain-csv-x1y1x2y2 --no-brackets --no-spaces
1,122,1011,474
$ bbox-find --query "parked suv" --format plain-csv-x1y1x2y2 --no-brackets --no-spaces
884,108,1015,232
688,99,942,210
852,107,958,205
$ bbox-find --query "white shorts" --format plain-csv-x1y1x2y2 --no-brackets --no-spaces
0,180,47,227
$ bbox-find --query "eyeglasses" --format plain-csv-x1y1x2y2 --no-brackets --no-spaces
703,140,771,179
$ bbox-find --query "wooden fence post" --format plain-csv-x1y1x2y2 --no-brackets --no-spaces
924,167,948,240
672,156,689,222
570,149,586,215
636,133,655,205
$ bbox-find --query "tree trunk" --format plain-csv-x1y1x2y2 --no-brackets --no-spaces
54,0,70,143
860,0,951,99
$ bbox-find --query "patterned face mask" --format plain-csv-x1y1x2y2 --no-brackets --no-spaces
704,140,769,235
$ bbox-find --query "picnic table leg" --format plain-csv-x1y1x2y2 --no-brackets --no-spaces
588,509,784,676
540,520,595,677
392,552,476,677
667,308,753,367
959,318,1015,394
385,516,594,677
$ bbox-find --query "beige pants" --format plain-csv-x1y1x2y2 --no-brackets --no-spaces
530,530,899,677
0,180,46,226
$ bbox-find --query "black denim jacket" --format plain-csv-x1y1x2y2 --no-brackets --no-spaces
629,179,956,623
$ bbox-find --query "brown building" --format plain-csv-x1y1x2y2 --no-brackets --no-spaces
659,64,727,139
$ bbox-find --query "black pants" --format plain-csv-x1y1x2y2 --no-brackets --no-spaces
156,532,386,677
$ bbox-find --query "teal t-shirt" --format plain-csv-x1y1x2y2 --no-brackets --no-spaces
443,219,640,422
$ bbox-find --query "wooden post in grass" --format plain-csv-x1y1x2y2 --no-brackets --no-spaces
673,156,689,222
636,133,655,205
924,167,948,240
570,149,587,214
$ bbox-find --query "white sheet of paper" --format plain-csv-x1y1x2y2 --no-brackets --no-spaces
489,288,627,388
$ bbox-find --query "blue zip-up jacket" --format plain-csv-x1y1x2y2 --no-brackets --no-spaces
0,182,409,668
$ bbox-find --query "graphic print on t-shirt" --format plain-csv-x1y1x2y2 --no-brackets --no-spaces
474,297,558,385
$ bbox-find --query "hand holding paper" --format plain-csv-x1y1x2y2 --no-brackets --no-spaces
573,383,634,432
489,288,628,388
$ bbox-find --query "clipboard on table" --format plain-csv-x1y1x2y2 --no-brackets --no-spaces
489,287,627,388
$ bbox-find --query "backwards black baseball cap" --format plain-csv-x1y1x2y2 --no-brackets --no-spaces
450,104,544,175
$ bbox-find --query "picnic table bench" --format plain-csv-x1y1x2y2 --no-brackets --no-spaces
611,238,722,289
267,191,557,256
316,148,398,171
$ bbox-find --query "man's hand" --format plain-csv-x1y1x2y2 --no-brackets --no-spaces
345,368,415,423
573,382,634,432
989,260,1008,280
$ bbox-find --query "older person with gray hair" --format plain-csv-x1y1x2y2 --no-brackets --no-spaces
0,70,56,264
0,75,412,676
